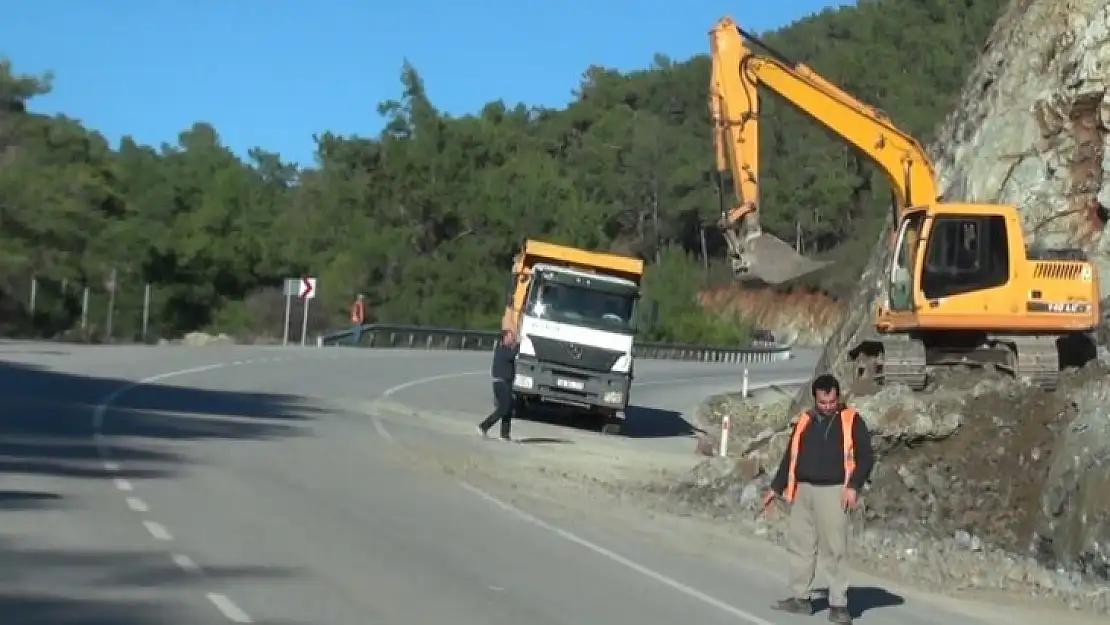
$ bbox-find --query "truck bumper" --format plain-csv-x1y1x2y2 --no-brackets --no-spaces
511,354,631,411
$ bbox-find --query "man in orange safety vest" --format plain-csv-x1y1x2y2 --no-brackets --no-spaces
762,373,875,625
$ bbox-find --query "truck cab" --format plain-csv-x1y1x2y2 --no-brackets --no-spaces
505,240,647,434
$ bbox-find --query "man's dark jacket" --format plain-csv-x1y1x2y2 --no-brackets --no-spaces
770,407,875,494
491,340,518,382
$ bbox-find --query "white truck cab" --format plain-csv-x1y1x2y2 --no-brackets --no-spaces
505,241,650,434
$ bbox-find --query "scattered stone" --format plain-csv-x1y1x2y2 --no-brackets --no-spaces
655,358,1110,616
158,331,237,346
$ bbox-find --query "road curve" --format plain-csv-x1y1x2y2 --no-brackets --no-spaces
0,343,1072,625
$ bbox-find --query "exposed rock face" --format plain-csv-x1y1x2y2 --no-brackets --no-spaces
793,0,1110,413
931,0,1110,261
779,0,1110,582
698,287,842,346
1035,369,1110,580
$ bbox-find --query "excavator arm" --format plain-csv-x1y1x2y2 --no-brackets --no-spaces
708,15,940,284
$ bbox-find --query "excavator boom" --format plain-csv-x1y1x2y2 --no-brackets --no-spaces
708,15,940,284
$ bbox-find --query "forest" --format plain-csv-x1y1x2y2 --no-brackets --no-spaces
0,0,1008,344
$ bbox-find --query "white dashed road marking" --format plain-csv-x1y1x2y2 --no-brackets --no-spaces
172,553,201,573
143,520,174,541
207,592,254,623
93,360,251,621
89,351,385,622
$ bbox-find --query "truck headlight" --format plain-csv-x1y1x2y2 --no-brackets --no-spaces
513,374,534,390
603,391,623,404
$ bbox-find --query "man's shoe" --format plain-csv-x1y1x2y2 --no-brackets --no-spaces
477,425,489,438
828,606,852,624
771,597,813,615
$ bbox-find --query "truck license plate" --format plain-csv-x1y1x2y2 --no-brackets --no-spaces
556,378,585,391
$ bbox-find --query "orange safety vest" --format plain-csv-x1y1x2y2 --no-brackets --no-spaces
350,300,366,324
784,407,858,502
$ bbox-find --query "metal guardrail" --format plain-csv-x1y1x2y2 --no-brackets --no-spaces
320,324,792,364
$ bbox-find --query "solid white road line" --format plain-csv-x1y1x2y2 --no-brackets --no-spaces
373,369,795,625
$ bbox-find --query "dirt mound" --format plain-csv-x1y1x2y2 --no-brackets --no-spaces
659,359,1110,611
864,368,1091,554
698,286,843,346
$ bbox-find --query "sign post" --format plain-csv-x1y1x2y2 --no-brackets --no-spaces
282,278,301,346
105,268,118,341
298,276,317,346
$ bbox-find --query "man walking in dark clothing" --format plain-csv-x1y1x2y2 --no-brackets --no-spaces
762,374,875,625
477,328,519,441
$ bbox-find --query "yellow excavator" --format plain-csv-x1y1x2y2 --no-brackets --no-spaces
708,15,1101,391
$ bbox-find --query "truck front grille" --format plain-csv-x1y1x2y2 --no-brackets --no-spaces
528,335,623,372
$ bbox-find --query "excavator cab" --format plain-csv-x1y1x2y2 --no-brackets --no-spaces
886,209,924,314
870,203,1100,391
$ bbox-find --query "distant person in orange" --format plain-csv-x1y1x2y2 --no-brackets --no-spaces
349,294,366,346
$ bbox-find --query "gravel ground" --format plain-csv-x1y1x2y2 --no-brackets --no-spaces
641,362,1110,614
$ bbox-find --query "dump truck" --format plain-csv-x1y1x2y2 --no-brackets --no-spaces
501,239,652,434
707,15,1100,391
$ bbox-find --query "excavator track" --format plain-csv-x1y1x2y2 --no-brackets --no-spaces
858,334,1062,393
1007,336,1060,391
878,339,928,390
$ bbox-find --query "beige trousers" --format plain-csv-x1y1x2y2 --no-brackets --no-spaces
787,483,851,607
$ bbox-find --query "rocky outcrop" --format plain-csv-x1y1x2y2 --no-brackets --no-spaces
931,0,1110,261
676,364,1110,607
791,0,1110,415
1036,368,1110,580
764,0,1110,587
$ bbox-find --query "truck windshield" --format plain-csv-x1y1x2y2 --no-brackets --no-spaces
528,280,636,334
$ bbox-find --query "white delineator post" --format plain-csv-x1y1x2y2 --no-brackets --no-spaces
719,415,730,457
741,367,749,397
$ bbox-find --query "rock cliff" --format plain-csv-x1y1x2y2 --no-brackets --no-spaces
773,0,1110,586
792,0,1110,409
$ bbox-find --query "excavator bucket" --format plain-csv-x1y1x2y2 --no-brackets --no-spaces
732,232,832,284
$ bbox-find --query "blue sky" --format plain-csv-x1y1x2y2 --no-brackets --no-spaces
2,0,844,167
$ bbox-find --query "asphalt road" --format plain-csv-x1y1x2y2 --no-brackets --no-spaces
0,342,1051,625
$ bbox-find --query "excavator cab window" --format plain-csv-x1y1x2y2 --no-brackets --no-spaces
920,214,1009,299
889,212,925,312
